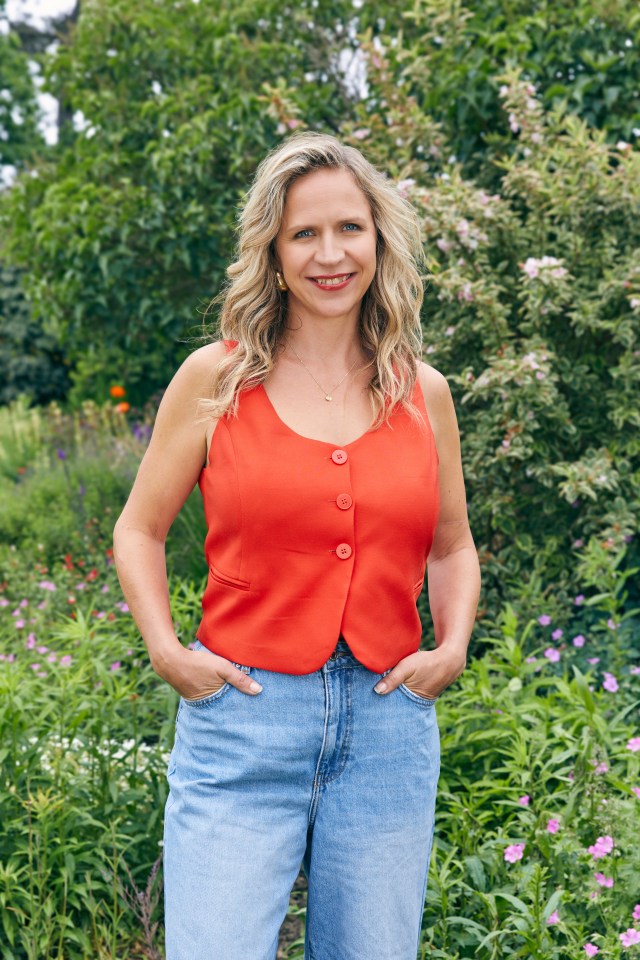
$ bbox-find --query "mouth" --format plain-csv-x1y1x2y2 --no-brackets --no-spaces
307,273,355,290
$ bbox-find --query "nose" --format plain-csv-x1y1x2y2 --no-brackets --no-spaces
314,231,345,266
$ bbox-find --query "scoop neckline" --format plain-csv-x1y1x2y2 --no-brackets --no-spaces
259,384,375,449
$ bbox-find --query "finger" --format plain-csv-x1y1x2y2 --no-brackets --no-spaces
228,668,262,696
373,672,402,695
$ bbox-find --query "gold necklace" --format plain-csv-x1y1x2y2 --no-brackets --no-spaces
286,341,362,402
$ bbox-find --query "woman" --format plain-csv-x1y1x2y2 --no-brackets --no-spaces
113,131,480,960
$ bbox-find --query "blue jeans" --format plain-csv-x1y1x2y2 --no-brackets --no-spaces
163,636,440,960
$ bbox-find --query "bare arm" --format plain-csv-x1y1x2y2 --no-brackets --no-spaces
112,342,262,699
419,363,481,661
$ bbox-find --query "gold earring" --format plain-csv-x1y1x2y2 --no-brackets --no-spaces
275,270,288,292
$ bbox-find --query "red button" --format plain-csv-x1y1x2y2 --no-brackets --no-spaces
336,493,353,510
336,543,352,560
331,449,348,464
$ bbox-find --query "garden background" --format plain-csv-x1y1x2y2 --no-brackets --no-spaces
1,0,639,957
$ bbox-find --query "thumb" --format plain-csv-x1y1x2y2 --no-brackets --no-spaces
374,671,400,695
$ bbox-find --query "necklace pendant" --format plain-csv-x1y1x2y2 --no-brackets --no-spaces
325,395,332,402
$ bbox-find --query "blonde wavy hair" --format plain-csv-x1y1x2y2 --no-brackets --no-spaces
198,130,426,427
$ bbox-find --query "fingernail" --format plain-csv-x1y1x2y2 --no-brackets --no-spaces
250,681,262,694
374,682,387,694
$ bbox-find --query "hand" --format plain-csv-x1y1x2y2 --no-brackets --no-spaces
153,643,263,699
374,646,467,698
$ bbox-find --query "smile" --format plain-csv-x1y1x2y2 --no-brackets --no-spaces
308,273,355,290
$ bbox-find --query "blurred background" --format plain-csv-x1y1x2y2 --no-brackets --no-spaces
0,2,639,958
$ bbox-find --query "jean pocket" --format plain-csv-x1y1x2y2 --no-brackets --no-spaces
398,683,440,706
182,639,252,706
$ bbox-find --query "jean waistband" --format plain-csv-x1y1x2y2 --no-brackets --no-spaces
327,634,352,662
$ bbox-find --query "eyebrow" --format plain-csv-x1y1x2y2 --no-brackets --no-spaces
285,217,369,233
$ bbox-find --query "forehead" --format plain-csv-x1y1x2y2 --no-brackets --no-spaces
282,167,372,220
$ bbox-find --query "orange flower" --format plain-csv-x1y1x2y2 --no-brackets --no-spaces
115,401,130,413
110,385,126,398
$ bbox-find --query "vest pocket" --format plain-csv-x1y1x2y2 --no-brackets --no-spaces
208,562,251,590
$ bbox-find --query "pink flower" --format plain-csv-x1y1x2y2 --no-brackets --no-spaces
38,580,57,591
26,634,36,649
518,795,530,806
607,618,619,630
47,652,57,663
632,787,640,799
631,666,640,675
594,873,614,888
352,128,370,140
633,905,640,922
36,645,48,654
15,619,25,629
110,661,121,671
544,648,560,663
627,738,640,753
525,656,537,663
59,655,72,666
583,945,599,957
620,929,640,947
547,818,560,834
588,835,614,859
504,843,525,863
587,657,600,665
538,614,551,626
547,911,560,925
573,635,586,647
574,595,585,605
29,663,40,670
603,673,619,693
551,628,563,640
594,762,608,775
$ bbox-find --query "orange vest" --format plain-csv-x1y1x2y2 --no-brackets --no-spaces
196,344,440,674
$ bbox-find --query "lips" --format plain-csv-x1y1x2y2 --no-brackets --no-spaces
308,273,355,289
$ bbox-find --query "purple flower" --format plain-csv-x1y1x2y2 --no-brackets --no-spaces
110,661,121,671
632,787,640,799
572,635,586,647
36,645,48,654
59,655,72,666
518,795,530,806
544,648,561,663
587,657,600,665
551,628,563,641
594,762,608,775
547,911,560,925
583,945,599,957
631,666,640,676
547,818,560,834
38,580,57,592
620,929,640,947
538,614,552,626
504,843,525,863
594,872,613,888
15,619,25,629
633,905,640,921
607,618,619,630
627,737,640,753
525,656,537,663
603,673,619,693
574,594,585,605
56,449,67,460
588,835,614,859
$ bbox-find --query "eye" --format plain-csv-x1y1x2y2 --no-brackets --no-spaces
294,229,313,239
343,223,361,231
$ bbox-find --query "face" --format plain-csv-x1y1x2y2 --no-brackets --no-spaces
274,167,377,325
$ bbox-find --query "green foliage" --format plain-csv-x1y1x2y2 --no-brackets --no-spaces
1,545,638,958
0,263,71,407
0,0,43,171
0,0,362,405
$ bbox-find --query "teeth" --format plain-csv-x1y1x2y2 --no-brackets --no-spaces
314,275,351,286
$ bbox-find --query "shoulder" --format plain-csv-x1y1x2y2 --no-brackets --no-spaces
166,341,228,397
415,360,460,456
416,360,454,417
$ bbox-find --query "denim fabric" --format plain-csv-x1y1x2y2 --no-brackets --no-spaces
163,637,440,960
